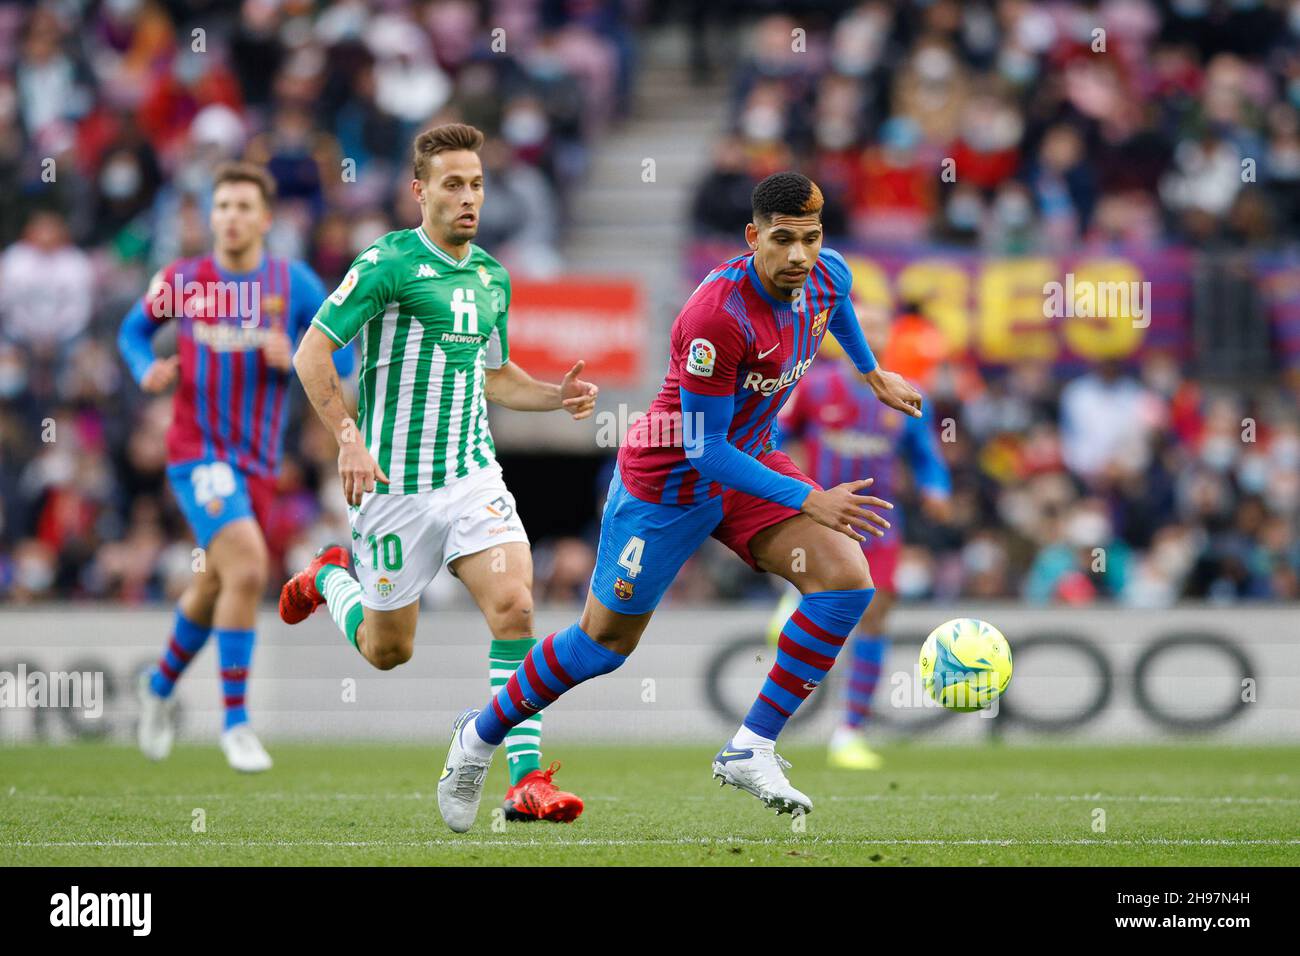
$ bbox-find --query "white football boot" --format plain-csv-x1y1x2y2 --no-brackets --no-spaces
712,740,814,815
220,723,273,773
437,709,495,833
137,671,178,761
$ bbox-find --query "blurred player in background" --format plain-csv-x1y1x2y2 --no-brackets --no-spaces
437,172,923,831
773,308,951,770
279,123,598,823
117,162,353,772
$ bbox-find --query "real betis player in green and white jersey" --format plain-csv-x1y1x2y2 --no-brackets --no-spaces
279,123,597,824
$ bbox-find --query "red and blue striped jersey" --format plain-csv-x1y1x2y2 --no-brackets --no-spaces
618,248,854,505
142,255,328,477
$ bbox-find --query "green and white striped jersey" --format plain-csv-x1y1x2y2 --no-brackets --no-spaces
312,226,511,494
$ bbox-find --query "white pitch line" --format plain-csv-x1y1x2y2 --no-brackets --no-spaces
7,791,1299,805
4,838,1297,849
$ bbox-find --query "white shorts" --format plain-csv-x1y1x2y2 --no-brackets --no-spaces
350,466,528,610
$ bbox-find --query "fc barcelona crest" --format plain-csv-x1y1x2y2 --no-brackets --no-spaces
811,308,829,336
614,578,635,600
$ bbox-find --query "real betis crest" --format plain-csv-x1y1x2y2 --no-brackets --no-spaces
477,265,492,288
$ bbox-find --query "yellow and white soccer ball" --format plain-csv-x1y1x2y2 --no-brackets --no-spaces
919,618,1013,712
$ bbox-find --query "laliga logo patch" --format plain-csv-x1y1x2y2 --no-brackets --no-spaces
376,577,394,598
329,268,359,306
614,578,635,600
686,337,716,377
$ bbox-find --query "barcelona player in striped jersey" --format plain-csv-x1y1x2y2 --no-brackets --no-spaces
774,309,951,770
117,162,353,772
436,172,925,830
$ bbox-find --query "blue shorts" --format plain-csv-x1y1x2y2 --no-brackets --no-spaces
591,454,821,615
166,458,271,548
591,468,723,614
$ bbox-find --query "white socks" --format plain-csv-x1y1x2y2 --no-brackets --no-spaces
460,715,496,760
733,725,776,752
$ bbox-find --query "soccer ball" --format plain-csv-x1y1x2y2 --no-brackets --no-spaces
919,618,1013,712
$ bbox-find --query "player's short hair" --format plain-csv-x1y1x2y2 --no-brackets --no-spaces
412,123,485,181
752,172,824,224
212,161,277,206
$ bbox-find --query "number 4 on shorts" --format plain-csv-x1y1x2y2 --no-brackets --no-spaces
618,536,645,579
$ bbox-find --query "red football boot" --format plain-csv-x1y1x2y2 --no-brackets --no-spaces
503,761,585,823
279,545,351,624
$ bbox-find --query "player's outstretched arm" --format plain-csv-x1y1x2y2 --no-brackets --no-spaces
861,367,923,418
117,299,177,393
294,326,389,505
679,387,893,542
823,266,923,418
484,359,598,419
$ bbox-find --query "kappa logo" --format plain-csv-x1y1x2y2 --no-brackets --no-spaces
686,337,716,377
417,263,439,278
360,248,380,265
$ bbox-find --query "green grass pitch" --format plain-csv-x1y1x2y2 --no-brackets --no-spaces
2,742,1297,866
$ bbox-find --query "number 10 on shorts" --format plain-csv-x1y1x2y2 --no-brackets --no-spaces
368,533,403,571
618,536,644,578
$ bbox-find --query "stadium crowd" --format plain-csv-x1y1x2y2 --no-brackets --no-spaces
692,1,1300,249
1,1,1297,608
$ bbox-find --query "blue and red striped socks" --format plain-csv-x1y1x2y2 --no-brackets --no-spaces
473,623,626,747
149,608,211,698
742,588,875,742
216,628,254,730
844,633,886,728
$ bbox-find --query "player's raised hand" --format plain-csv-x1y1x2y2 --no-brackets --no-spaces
337,423,389,506
261,329,294,371
862,367,923,418
141,355,180,393
560,360,599,420
799,477,894,542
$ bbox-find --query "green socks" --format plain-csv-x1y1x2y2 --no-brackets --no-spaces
316,565,364,650
490,638,543,784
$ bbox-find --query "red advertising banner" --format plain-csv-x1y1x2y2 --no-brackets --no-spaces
506,278,645,388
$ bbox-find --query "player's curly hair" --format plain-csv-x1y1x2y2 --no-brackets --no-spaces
412,123,485,181
751,172,824,224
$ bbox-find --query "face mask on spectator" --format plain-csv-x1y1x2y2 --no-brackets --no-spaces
741,105,783,142
1273,435,1300,469
894,555,932,599
502,108,548,147
815,117,855,150
915,47,955,84
17,552,55,593
998,48,1038,85
1200,436,1237,471
0,347,26,398
100,156,141,201
947,192,983,229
